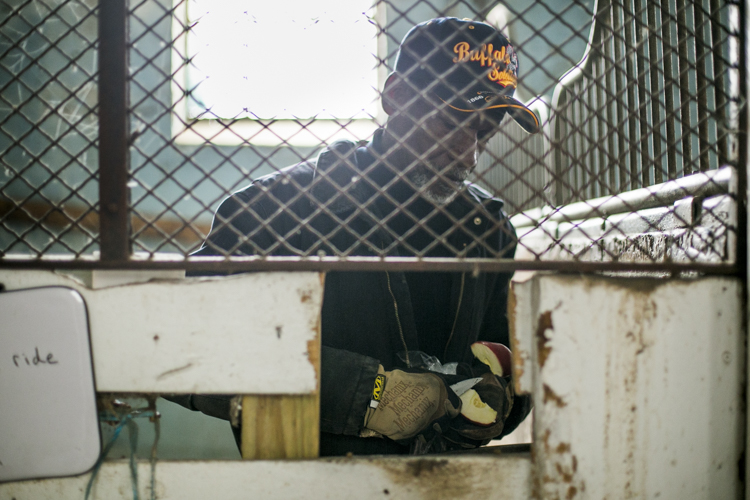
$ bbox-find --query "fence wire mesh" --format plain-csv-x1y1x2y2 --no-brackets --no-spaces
1,0,99,257
0,0,743,270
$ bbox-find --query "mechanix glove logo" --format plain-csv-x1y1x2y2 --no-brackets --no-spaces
370,374,386,408
379,377,436,435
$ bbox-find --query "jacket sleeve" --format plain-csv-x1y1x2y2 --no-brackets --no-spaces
161,394,234,422
183,184,381,438
320,345,380,435
194,185,281,257
162,346,380,439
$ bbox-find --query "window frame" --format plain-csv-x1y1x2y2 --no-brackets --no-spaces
169,1,388,147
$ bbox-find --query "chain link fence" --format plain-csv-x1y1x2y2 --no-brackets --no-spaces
0,0,743,272
1,0,99,257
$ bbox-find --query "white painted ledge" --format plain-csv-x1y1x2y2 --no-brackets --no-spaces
0,270,324,394
0,455,532,500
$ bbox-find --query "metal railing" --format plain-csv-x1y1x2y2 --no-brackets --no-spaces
549,0,739,205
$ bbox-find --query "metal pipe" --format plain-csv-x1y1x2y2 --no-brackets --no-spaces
693,0,711,172
648,0,664,185
636,0,652,187
98,0,131,261
676,0,695,175
512,165,734,227
661,0,679,180
709,0,728,167
624,0,641,188
612,0,629,192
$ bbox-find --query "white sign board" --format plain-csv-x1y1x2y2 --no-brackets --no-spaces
0,287,100,482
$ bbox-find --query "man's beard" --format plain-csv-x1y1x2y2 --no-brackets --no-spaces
382,140,475,205
407,163,470,205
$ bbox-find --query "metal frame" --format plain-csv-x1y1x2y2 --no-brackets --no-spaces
0,254,737,274
98,0,130,261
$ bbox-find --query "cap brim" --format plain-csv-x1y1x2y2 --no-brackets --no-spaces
438,95,540,134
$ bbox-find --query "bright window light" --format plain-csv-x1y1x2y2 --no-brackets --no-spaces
185,0,380,120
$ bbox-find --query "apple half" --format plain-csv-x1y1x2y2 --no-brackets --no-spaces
459,389,497,426
470,341,512,377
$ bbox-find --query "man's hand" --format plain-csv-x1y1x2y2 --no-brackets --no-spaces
362,366,461,442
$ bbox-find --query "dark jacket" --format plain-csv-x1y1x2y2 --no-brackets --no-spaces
172,130,528,455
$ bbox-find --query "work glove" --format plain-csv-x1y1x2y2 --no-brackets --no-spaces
361,365,462,442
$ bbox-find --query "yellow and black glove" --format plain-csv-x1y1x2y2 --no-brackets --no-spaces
361,365,462,442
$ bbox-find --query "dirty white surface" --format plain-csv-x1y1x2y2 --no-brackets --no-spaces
0,270,324,394
514,192,737,264
511,274,743,499
0,455,532,499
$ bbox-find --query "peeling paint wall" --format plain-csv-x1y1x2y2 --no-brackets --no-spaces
512,274,744,499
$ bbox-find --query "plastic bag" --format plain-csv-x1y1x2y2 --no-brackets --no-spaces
397,351,458,375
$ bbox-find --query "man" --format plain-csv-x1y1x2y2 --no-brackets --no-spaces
169,17,537,456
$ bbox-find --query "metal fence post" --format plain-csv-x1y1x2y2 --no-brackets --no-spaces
98,0,131,261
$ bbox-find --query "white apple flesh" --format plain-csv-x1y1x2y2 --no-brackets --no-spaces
459,388,497,426
470,341,512,377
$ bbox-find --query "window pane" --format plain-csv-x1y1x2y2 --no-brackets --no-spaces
186,0,379,120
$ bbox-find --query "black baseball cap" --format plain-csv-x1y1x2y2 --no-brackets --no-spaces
393,17,539,134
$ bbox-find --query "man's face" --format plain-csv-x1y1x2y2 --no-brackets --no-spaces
388,103,499,204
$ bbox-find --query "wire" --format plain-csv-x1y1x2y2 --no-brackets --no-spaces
85,407,159,500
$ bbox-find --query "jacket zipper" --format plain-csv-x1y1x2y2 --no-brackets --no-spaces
443,272,466,360
385,270,410,367
386,270,467,366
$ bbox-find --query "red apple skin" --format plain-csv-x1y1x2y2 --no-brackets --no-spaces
470,341,512,377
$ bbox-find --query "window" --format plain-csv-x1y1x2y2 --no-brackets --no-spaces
172,0,383,146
